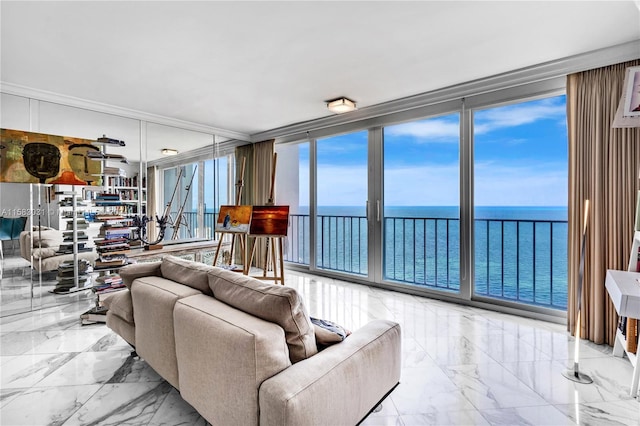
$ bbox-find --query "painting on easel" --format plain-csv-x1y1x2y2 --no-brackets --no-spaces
215,205,253,233
250,206,289,236
0,128,103,185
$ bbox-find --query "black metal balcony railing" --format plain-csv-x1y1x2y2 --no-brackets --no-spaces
169,211,217,240
171,211,568,310
284,214,568,310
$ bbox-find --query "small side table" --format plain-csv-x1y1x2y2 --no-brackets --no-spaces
605,269,640,397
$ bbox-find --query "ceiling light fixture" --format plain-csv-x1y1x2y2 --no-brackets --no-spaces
162,148,178,156
327,97,357,114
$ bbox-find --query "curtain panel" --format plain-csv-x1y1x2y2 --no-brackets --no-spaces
567,59,640,345
234,140,275,268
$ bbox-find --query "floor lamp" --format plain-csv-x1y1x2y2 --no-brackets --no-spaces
562,199,593,384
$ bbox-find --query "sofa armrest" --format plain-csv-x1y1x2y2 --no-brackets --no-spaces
119,261,162,288
259,319,401,426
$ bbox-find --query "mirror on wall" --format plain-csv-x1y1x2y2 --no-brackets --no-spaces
0,97,148,317
146,123,226,244
0,96,230,317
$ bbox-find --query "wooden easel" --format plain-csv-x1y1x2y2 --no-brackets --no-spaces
247,153,285,284
212,157,247,267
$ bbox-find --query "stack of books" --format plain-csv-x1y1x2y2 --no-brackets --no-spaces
94,219,131,271
95,192,122,207
95,253,128,269
80,305,108,325
52,259,92,294
63,230,89,241
66,219,89,230
56,242,92,254
58,196,87,208
93,273,125,295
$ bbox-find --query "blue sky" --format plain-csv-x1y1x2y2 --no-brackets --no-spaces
305,94,568,208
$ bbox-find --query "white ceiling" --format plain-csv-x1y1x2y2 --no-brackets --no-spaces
2,1,640,141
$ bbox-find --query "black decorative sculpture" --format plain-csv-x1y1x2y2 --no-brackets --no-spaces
130,214,168,246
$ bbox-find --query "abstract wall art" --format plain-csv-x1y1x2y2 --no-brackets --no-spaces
0,129,103,185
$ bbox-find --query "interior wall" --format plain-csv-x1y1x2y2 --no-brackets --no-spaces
1,93,219,228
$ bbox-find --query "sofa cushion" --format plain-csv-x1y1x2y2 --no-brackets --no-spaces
208,267,317,363
31,247,59,259
160,256,214,296
120,261,162,289
103,289,134,323
132,275,202,389
31,229,63,248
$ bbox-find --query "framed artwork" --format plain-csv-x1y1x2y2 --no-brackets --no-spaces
215,205,253,234
0,129,103,185
623,66,640,117
249,205,289,236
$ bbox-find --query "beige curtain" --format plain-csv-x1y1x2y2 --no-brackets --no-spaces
234,140,275,268
567,59,640,345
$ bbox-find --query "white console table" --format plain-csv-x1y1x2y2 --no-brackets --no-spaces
605,269,640,397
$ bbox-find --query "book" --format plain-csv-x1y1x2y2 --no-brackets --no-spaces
80,306,108,324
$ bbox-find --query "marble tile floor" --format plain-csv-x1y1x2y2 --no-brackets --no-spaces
1,256,93,318
1,268,639,425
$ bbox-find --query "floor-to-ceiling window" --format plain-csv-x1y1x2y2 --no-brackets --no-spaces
280,82,568,317
473,95,568,309
383,113,461,293
161,155,231,241
316,131,369,276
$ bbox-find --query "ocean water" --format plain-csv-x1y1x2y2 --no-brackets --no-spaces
291,206,568,309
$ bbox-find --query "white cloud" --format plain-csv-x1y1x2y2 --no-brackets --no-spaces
385,118,459,141
384,98,566,142
474,98,565,134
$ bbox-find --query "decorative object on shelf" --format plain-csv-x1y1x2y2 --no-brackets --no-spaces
96,135,126,146
129,214,168,246
0,129,102,185
563,199,593,384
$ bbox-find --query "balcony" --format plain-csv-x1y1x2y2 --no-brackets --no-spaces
285,213,568,310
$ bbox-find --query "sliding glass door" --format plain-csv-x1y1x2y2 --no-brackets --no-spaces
315,131,369,276
279,87,568,316
473,95,568,309
382,113,461,293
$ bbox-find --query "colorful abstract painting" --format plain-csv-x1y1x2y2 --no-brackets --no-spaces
250,205,289,236
0,129,103,185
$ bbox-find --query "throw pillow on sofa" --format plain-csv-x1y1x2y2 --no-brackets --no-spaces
311,317,351,350
208,267,317,363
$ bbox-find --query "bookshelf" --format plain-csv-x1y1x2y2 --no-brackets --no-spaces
52,189,94,294
80,138,136,324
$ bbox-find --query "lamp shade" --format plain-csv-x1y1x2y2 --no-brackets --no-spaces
327,97,356,113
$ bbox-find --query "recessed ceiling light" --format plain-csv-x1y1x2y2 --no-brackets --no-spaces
327,97,357,114
162,148,178,156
